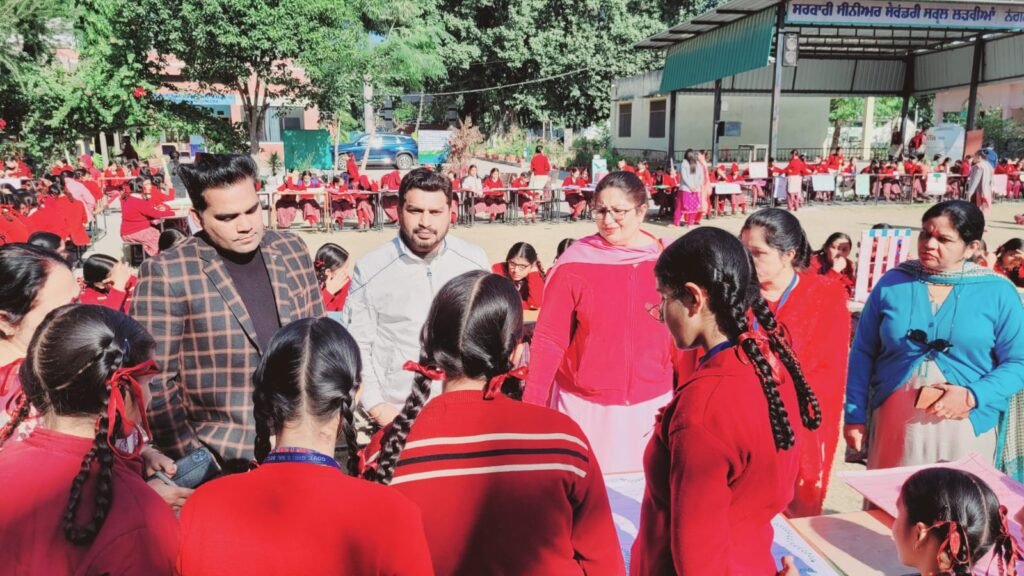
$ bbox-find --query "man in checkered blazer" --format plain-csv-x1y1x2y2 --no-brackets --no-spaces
132,154,324,468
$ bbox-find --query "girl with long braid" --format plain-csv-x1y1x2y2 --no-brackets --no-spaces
176,318,432,575
894,468,1021,575
0,305,178,575
742,208,851,518
363,270,624,576
631,227,821,575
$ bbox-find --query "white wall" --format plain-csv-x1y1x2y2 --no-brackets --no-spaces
610,93,832,158
611,97,670,153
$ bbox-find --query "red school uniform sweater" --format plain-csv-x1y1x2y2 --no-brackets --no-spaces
491,262,545,310
767,272,850,518
178,460,433,576
0,428,179,575
27,205,68,238
120,195,174,236
78,277,137,313
0,211,30,245
53,195,90,245
321,281,350,313
630,347,801,576
380,170,402,191
363,391,625,576
530,153,551,176
525,259,676,406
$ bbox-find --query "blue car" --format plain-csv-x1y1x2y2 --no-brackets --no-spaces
336,133,419,170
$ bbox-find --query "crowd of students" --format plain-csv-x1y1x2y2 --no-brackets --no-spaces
4,152,1024,576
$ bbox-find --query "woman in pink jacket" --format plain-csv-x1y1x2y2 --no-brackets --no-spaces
525,170,679,473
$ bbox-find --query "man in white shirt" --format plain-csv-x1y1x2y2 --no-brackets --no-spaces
344,168,488,425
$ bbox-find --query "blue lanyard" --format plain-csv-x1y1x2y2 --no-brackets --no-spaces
699,340,735,366
754,272,798,332
263,447,341,470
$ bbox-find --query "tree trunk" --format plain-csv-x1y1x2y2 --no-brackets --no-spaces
414,94,424,136
248,109,261,155
333,113,342,176
360,115,375,173
830,119,842,153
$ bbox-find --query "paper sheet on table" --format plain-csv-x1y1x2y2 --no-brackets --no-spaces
839,454,1024,575
604,473,837,575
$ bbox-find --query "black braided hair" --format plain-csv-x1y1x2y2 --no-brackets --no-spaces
901,468,1005,575
251,317,362,475
338,393,360,477
63,389,117,544
747,268,822,431
654,227,803,451
17,304,154,546
0,392,30,445
366,270,525,485
729,273,796,451
365,371,433,484
252,386,274,465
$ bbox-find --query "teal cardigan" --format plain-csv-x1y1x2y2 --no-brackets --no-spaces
845,267,1024,436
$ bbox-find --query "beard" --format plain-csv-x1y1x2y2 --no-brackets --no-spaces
400,224,447,258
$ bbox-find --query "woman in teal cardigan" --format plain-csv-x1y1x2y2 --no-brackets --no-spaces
845,200,1024,472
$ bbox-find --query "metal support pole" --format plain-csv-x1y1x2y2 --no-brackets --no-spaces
711,79,723,165
768,4,786,162
667,90,679,169
898,56,914,154
965,37,985,132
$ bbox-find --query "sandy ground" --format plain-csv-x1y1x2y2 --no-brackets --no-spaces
92,191,1024,515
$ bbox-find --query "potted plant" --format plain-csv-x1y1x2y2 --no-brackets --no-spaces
268,152,282,177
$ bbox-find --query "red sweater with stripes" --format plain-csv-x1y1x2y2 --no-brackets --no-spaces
364,390,625,576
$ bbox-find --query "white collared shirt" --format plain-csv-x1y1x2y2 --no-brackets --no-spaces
343,234,489,410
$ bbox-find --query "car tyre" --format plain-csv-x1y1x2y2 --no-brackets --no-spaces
396,153,415,170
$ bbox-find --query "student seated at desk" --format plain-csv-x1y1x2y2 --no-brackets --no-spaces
710,164,746,216
655,165,679,217
996,159,1022,199
297,171,322,226
877,160,901,201
481,168,508,222
893,468,1020,576
275,172,301,228
562,166,587,222
510,172,538,223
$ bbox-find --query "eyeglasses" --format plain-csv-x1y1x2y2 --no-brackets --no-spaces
506,261,531,272
906,329,952,354
645,296,667,323
593,204,641,221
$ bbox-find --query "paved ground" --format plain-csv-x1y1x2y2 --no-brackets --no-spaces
92,198,1024,514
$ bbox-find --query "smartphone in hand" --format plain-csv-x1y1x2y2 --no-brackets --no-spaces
916,386,944,410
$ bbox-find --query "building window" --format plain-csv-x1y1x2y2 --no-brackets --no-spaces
649,100,666,139
282,117,301,131
618,103,632,138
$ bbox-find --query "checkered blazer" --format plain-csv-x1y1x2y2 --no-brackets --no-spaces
131,230,325,464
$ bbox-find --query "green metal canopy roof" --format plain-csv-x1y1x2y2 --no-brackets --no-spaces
660,7,776,92
645,0,1024,93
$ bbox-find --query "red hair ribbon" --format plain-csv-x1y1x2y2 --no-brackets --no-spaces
484,366,529,400
988,505,1022,576
736,330,780,378
104,359,158,460
314,259,325,269
403,361,446,382
931,520,972,571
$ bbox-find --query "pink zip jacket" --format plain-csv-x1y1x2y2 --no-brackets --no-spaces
524,233,677,406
